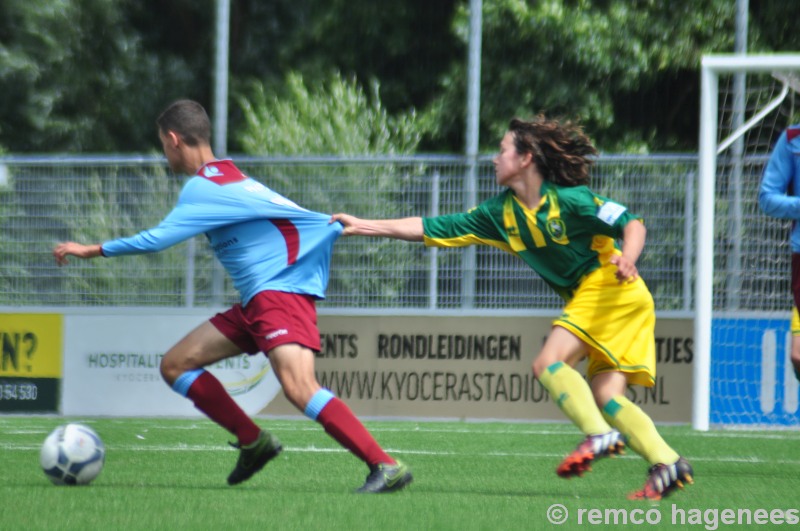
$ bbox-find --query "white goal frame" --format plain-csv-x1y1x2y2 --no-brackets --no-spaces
695,54,800,430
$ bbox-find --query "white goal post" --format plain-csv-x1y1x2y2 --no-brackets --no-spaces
696,54,800,430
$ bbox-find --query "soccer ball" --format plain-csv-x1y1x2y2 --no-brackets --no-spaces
40,423,105,486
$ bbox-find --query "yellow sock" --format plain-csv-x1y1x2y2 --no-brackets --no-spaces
602,395,679,465
538,361,611,435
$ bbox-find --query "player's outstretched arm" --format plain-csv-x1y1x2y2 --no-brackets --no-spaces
53,242,103,266
330,213,424,242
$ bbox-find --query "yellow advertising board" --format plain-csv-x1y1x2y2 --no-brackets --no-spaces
0,313,62,412
0,313,62,377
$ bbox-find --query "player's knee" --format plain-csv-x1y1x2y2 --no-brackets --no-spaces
282,381,321,412
159,353,194,385
159,356,178,385
593,390,619,411
532,356,551,379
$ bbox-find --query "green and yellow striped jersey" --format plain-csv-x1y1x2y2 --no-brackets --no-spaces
422,181,641,301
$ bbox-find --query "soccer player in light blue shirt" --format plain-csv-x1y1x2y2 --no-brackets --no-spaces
53,99,412,493
759,124,800,382
100,158,338,305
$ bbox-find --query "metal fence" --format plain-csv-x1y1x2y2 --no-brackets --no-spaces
0,154,697,313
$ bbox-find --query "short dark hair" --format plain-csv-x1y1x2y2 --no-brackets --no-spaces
156,99,211,147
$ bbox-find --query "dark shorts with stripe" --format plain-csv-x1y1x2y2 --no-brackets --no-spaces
210,291,321,355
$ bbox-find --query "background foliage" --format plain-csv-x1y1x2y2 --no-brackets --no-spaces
2,0,799,155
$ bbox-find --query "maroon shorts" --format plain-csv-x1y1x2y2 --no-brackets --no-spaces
210,291,321,355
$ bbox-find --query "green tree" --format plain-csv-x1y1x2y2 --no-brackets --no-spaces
3,0,800,153
0,0,199,152
423,0,752,152
238,72,422,157
273,0,461,114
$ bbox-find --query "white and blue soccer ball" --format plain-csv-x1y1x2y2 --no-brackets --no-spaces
40,423,105,486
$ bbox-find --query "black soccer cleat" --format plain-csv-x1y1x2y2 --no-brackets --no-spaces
227,430,283,486
356,460,413,494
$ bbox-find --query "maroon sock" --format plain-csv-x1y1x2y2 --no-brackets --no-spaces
185,370,261,445
316,397,395,467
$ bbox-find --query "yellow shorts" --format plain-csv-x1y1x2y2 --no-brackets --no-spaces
792,307,800,336
553,263,656,387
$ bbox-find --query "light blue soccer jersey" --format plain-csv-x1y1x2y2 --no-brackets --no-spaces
101,160,342,305
759,125,800,252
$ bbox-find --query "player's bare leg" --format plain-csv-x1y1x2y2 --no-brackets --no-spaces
161,321,282,485
533,328,624,478
269,344,412,493
593,372,693,500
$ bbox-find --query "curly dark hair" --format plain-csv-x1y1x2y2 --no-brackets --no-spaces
508,115,598,186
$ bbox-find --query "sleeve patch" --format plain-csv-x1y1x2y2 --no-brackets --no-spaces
596,201,627,225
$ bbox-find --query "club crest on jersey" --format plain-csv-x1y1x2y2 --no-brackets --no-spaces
203,165,223,177
546,218,568,242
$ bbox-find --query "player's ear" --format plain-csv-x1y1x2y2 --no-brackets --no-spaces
166,131,181,147
158,129,181,149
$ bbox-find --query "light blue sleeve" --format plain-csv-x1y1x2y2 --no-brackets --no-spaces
101,177,259,257
759,131,800,220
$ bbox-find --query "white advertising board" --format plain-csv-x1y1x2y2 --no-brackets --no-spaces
62,314,281,416
60,312,693,422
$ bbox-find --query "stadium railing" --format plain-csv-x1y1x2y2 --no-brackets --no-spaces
0,153,696,314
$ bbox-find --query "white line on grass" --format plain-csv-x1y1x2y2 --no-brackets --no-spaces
136,422,800,441
5,421,799,441
3,442,800,467
692,431,800,440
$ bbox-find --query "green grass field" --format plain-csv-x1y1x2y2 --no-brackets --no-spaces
3,416,799,530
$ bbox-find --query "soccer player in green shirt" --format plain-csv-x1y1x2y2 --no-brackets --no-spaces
331,115,693,500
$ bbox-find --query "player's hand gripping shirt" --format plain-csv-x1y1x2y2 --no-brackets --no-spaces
422,182,640,301
101,160,342,305
759,125,800,253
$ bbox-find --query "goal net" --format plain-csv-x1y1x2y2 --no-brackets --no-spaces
696,55,800,429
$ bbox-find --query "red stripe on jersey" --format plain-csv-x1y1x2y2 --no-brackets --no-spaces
271,219,300,265
787,126,800,142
